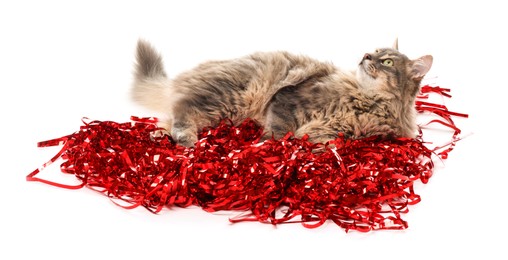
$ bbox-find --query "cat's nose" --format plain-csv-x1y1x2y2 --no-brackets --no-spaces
363,53,372,60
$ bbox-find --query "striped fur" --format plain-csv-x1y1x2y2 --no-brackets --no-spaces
131,39,432,147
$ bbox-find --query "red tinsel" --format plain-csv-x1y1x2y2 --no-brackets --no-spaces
27,85,468,232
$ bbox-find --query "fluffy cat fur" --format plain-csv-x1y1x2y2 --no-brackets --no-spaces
131,39,433,147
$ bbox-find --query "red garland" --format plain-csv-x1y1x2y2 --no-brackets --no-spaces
27,85,468,232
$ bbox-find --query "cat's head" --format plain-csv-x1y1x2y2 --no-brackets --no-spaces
356,40,433,98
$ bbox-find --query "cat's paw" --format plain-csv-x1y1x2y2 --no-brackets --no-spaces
150,129,170,140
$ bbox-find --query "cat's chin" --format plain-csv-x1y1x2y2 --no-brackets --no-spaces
356,67,378,91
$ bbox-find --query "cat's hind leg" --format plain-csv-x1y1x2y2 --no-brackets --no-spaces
169,102,200,147
170,118,198,147
261,103,298,141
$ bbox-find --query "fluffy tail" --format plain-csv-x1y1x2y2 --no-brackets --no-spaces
131,39,172,112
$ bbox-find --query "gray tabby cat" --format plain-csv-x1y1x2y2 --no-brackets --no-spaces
131,39,433,147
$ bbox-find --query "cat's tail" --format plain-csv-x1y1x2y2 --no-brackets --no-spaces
131,39,175,112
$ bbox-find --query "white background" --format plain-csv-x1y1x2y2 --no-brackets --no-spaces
1,1,506,259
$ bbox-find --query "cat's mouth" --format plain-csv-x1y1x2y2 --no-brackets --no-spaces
358,53,377,78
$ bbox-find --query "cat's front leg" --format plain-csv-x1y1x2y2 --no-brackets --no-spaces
294,121,338,144
261,104,297,142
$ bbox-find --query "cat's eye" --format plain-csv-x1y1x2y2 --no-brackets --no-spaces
382,59,394,66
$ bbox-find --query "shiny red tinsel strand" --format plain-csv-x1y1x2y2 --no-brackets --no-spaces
27,85,468,232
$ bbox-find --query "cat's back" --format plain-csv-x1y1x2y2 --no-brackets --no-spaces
174,51,337,96
170,50,341,123
173,51,337,88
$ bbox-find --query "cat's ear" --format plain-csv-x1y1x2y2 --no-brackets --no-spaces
410,55,433,80
393,38,399,50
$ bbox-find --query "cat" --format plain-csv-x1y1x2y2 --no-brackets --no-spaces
131,39,433,147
